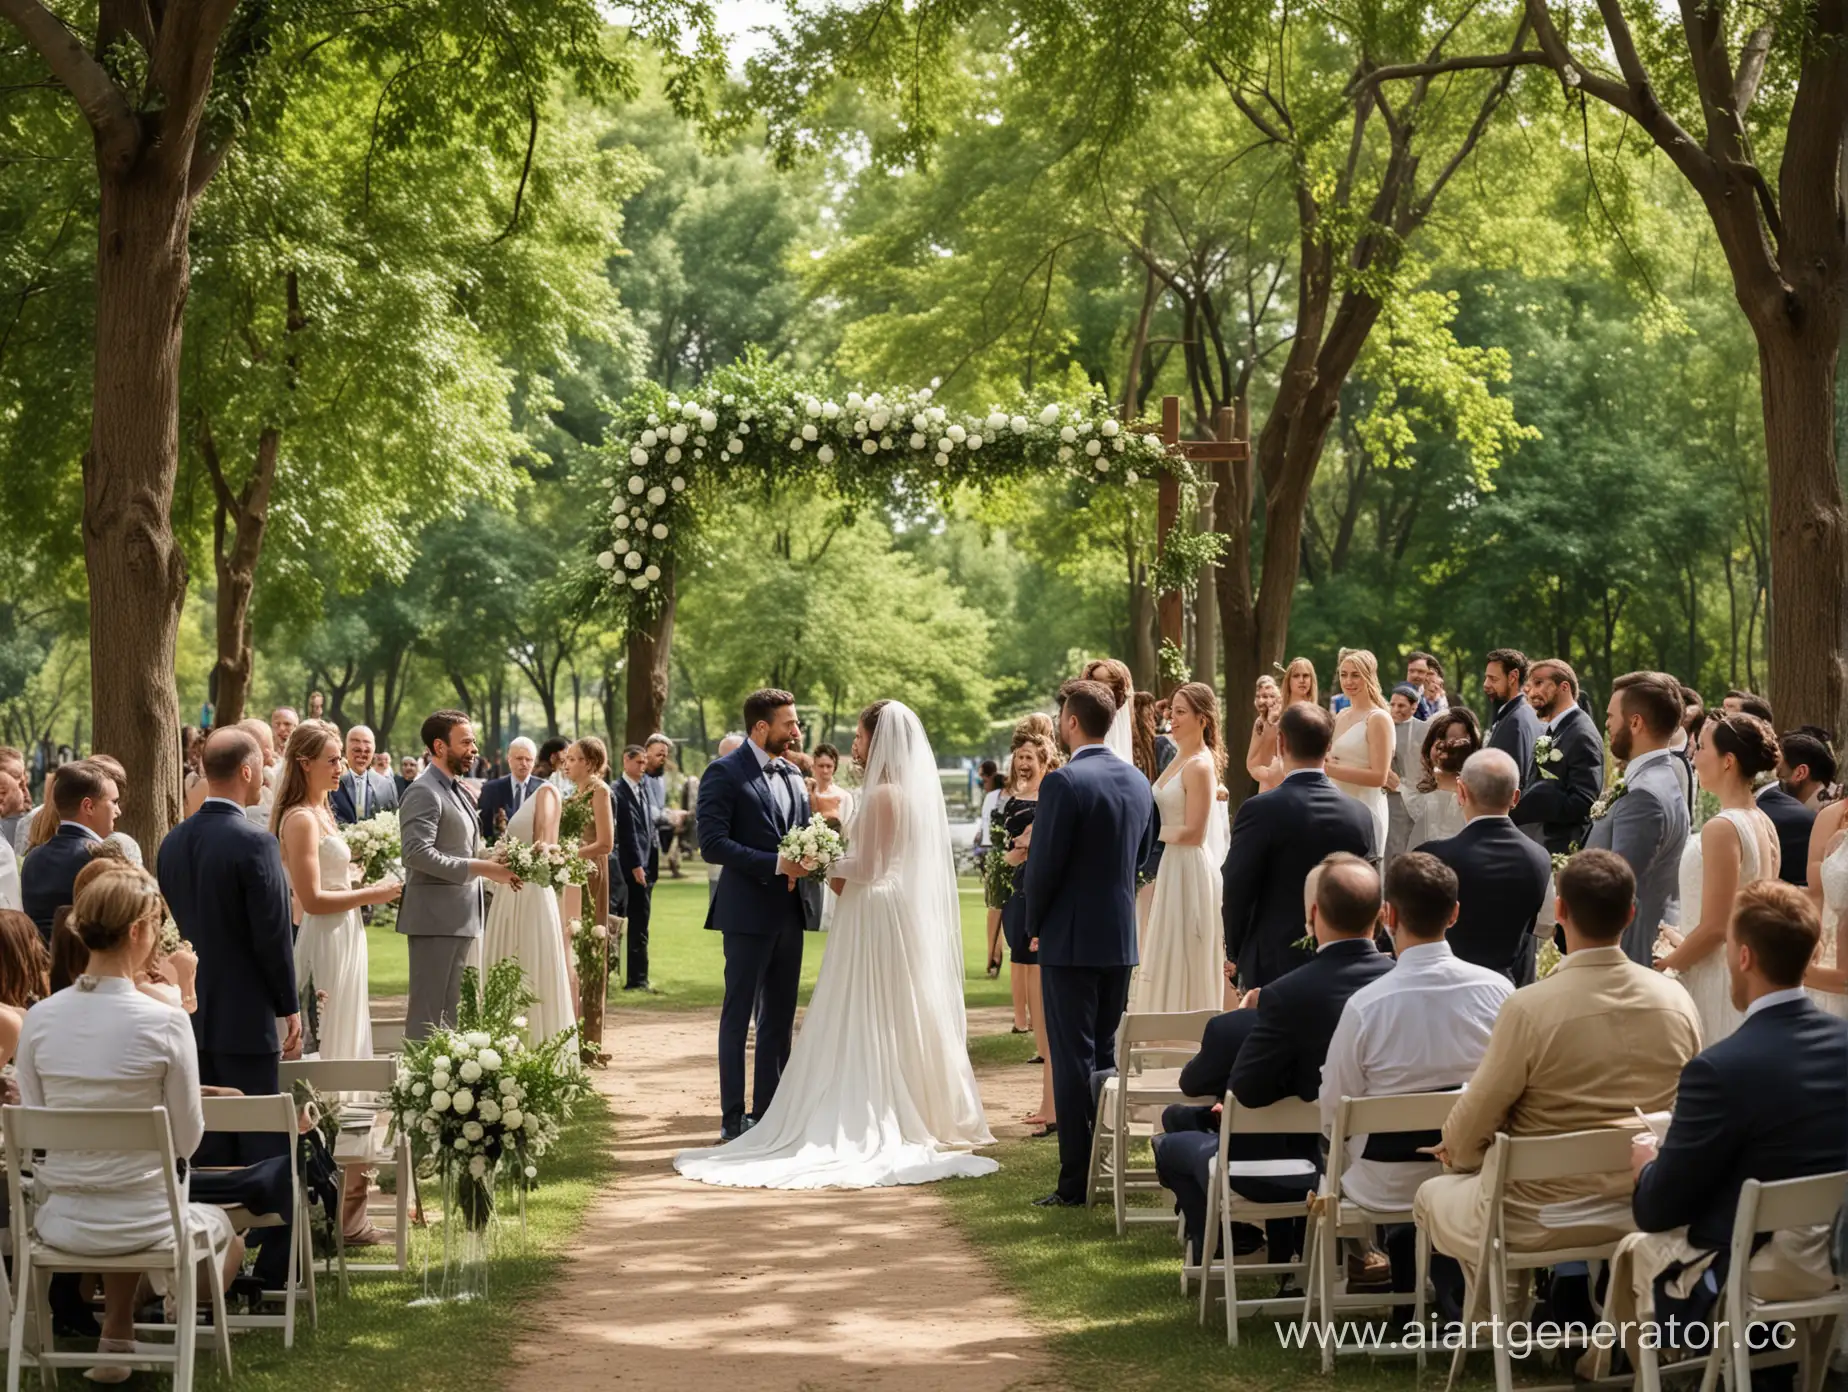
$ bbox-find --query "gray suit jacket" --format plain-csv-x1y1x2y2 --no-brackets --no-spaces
1384,716,1428,861
1584,752,1689,964
397,765,485,939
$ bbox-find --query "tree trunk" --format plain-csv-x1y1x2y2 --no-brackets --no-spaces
206,427,277,729
84,158,194,852
1215,393,1259,805
625,568,677,746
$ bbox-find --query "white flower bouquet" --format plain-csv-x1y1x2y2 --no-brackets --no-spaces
778,814,846,882
497,836,591,892
343,810,402,884
1532,735,1564,782
567,916,609,988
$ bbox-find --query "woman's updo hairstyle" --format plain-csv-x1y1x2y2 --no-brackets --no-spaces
71,869,163,955
1080,658,1134,712
572,736,609,778
858,699,891,739
1705,712,1779,780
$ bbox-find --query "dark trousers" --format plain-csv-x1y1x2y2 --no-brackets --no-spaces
718,918,805,1127
624,878,652,986
1039,962,1132,1202
1380,1222,1465,1320
191,1156,295,1288
196,1049,285,1166
1155,1109,1315,1260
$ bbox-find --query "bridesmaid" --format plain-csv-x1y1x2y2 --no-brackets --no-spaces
1245,675,1284,792
998,729,1059,1134
564,738,615,1029
810,744,855,931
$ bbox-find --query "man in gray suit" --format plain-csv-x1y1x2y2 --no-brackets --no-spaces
1585,672,1690,964
399,710,519,1036
1384,685,1428,860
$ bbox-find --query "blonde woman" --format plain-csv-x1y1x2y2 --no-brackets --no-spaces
1805,796,1848,1018
1245,675,1284,792
1326,649,1397,856
1282,657,1320,710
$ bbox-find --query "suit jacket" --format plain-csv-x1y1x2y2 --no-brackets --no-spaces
613,777,656,882
155,802,298,1056
1441,944,1701,1241
697,742,817,937
1486,696,1542,789
1424,815,1553,983
330,768,399,826
1511,703,1604,855
476,773,545,843
1585,752,1690,964
1385,717,1429,861
1633,997,1848,1253
397,766,486,939
1754,784,1816,887
1221,770,1376,988
1022,746,1155,969
1168,1008,1262,1134
20,824,97,938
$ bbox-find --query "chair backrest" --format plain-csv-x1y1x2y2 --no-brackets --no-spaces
280,1058,395,1096
1226,1094,1322,1136
1731,1171,1848,1257
370,1019,406,1056
1496,1127,1638,1184
1,1106,187,1257
1120,1010,1219,1070
200,1093,296,1136
1327,1091,1462,1192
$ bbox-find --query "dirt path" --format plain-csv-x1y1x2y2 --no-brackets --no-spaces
507,1006,1056,1390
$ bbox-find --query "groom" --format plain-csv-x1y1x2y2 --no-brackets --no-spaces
698,687,821,1141
1024,678,1156,1207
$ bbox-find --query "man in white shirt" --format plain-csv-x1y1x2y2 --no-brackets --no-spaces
269,706,299,762
1319,851,1511,1298
236,718,278,828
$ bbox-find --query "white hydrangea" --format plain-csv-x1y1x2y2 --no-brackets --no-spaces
1039,404,1061,426
628,476,645,495
647,486,667,505
463,1121,484,1142
503,1108,524,1129
459,1059,482,1083
668,424,687,445
452,1089,475,1114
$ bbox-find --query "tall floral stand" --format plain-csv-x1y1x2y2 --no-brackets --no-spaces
579,859,614,1066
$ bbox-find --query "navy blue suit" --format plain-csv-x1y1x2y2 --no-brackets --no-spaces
1220,770,1375,988
1486,696,1542,790
1423,815,1552,984
1510,703,1603,855
156,800,298,1163
476,773,545,843
1022,744,1156,1202
614,777,655,987
20,824,99,940
696,741,815,1129
328,768,397,828
1754,786,1816,887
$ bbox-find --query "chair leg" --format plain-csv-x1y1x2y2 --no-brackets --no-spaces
1318,1216,1337,1374
1694,1340,1723,1392
1198,1164,1219,1326
1414,1225,1430,1375
300,1192,319,1330
395,1149,411,1272
1488,1258,1514,1392
1636,1323,1663,1392
174,1267,198,1392
6,1252,30,1392
1111,1118,1127,1236
1298,1212,1319,1334
28,1268,52,1392
207,1247,233,1380
1223,1201,1240,1348
1084,1114,1106,1209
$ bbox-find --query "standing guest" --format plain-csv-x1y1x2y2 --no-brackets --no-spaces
614,744,656,991
1246,675,1286,794
564,736,617,958
235,717,277,828
1665,686,1702,809
0,746,30,851
269,706,299,761
83,754,143,866
0,813,16,911
1723,689,1775,722
1657,712,1781,1044
978,762,1008,974
371,751,392,778
705,732,745,903
1319,853,1511,1296
1757,735,1819,886
1404,652,1450,720
330,723,397,826
1777,728,1836,811
1282,656,1320,712
306,690,325,720
1022,678,1155,1208
1325,649,1397,858
20,760,118,939
1222,704,1376,989
1383,685,1429,860
1587,671,1692,965
396,754,420,795
998,730,1057,1132
1424,750,1552,983
155,727,300,1162
1483,648,1541,782
477,735,546,843
643,734,687,865
1399,707,1479,849
1511,657,1604,855
536,736,572,796
810,743,855,933
1134,688,1181,938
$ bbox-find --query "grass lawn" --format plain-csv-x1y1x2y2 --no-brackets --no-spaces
193,1088,614,1391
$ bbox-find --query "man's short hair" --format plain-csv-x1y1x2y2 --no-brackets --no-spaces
1779,730,1837,787
1058,679,1116,740
1411,651,1444,679
0,746,23,775
1485,648,1528,684
1316,853,1381,937
645,733,673,750
420,709,469,753
507,736,537,756
1731,880,1820,987
1531,658,1579,695
1612,671,1684,738
743,688,796,732
1385,852,1458,938
202,727,261,783
51,759,111,816
1458,748,1520,812
1727,689,1775,723
1278,702,1335,762
1557,849,1634,941
622,744,646,761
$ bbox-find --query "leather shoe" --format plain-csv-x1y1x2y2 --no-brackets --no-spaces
1031,1193,1083,1208
718,1116,756,1142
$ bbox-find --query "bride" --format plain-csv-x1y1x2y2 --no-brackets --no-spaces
481,774,579,1068
675,699,997,1189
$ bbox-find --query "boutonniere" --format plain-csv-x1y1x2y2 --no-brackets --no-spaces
1532,734,1564,781
1588,776,1627,822
1292,931,1315,953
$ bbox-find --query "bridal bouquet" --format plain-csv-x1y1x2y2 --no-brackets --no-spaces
344,810,402,884
778,814,846,881
497,836,591,892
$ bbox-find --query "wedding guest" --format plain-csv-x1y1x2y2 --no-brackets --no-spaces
1414,851,1701,1297
1245,675,1285,794
82,754,143,866
1777,728,1837,811
1400,707,1479,849
306,690,325,719
1656,712,1780,1044
1135,688,1182,935
978,758,1006,975
1405,651,1449,719
1510,657,1604,855
614,744,655,991
47,844,132,992
19,767,63,855
396,754,419,796
478,735,546,843
811,744,854,933
1424,750,1551,983
21,759,119,939
1586,671,1691,965
644,734,687,871
1483,648,1541,781
235,717,277,828
331,723,397,826
0,813,16,912
269,706,299,758
0,746,30,851
1383,685,1428,859
1757,734,1819,886
565,737,616,947
1320,852,1510,1295
1223,704,1375,988
1723,689,1775,723
999,730,1057,1132
0,907,48,1006
538,735,572,796
1079,657,1136,758
1325,649,1397,857
1282,656,1320,711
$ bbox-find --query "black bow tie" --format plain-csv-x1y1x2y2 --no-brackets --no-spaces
765,760,794,778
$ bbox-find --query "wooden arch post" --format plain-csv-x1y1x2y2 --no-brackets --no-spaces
1152,396,1248,694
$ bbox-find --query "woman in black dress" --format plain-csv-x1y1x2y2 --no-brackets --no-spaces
998,729,1059,1134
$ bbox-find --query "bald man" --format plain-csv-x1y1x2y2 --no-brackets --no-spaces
237,717,279,827
1421,749,1553,984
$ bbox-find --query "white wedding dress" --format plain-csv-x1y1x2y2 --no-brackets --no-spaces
1130,752,1225,1014
1106,700,1134,763
675,702,997,1189
293,826,372,1061
1812,835,1848,1020
482,788,579,1063
1675,807,1773,1045
1330,709,1390,857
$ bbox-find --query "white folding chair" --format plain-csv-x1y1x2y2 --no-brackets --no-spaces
280,1058,411,1293
1085,1010,1219,1235
1195,1093,1322,1345
1635,1169,1848,1392
1431,1127,1638,1392
1299,1090,1461,1370
197,1093,316,1347
370,1018,406,1057
2,1105,234,1392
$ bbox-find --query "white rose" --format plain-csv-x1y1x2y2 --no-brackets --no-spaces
459,1059,482,1083
614,538,629,555
946,424,966,444
613,514,630,530
500,1077,518,1095
727,437,744,455
987,412,1008,431
525,1165,538,1179
699,411,717,432
861,438,878,455
1101,418,1120,437
681,401,700,419
668,424,687,445
800,423,818,441
630,446,648,466
805,397,822,417
478,1099,502,1124
911,413,928,432
628,475,645,495
433,1056,452,1073
432,1071,451,1091
910,432,927,449
592,923,608,939
817,444,835,463
645,565,661,582
1010,415,1029,433
935,451,950,468
967,434,983,450
789,437,803,452
1095,456,1110,471
647,486,666,505
652,523,669,539
411,1081,427,1096
665,445,682,463
639,429,658,448
631,576,648,590
503,1108,524,1129
597,551,615,570
463,1121,484,1141
1085,439,1102,456
1060,424,1078,443
671,476,686,491
429,1089,452,1112
822,401,840,419
624,552,642,570
452,1089,475,1114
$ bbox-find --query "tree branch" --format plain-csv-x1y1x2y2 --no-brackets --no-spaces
0,0,137,169
489,93,538,245
1731,25,1773,119
1354,48,1549,90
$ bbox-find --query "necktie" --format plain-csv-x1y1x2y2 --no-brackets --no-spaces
512,779,523,814
356,774,367,820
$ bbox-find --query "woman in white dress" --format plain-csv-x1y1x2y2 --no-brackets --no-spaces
481,779,580,1062
1804,798,1848,1018
675,699,996,1190
1656,712,1781,1044
1325,649,1397,856
1131,682,1228,1015
1399,708,1481,848
810,743,856,931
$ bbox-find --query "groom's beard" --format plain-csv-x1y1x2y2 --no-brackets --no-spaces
440,750,470,777
764,732,795,757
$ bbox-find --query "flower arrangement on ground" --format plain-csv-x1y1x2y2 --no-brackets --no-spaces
496,836,591,892
344,809,402,883
778,814,846,882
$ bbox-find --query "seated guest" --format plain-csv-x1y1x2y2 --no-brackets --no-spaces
1414,850,1701,1291
15,871,246,1371
1319,853,1512,1294
1757,732,1822,886
0,906,48,1007
1423,750,1552,983
20,759,120,939
46,844,132,992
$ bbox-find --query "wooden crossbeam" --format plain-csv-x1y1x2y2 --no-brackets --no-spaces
1174,440,1249,462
